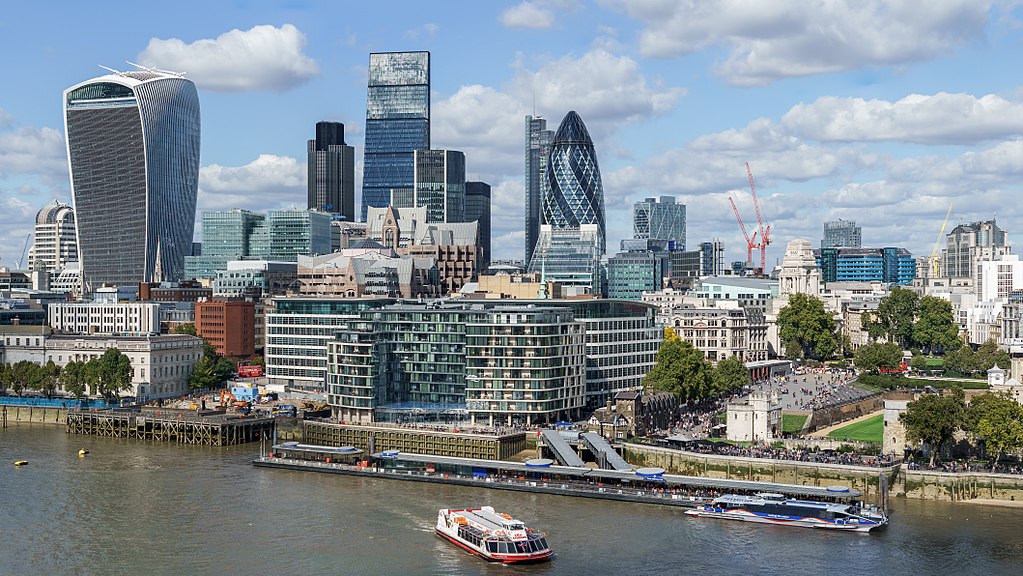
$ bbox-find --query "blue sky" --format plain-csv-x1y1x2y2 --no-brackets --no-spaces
2,0,1023,268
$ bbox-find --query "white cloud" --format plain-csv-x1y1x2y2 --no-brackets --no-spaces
501,2,556,29
198,154,305,212
405,23,440,40
612,0,991,85
137,24,319,92
0,125,66,180
782,93,1023,145
432,47,683,188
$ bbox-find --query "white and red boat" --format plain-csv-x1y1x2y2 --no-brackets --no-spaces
435,506,553,564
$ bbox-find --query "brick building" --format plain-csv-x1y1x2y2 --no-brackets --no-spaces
195,300,256,357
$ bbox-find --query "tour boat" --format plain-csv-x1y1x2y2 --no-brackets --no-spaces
435,506,553,563
685,492,888,532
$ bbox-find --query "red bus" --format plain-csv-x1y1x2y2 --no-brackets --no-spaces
238,364,263,378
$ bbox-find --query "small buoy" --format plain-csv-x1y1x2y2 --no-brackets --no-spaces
79,449,90,457
14,460,28,466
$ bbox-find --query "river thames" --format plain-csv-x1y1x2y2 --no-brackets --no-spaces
3,424,1022,575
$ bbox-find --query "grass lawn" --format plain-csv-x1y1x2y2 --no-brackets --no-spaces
827,413,883,444
782,413,808,434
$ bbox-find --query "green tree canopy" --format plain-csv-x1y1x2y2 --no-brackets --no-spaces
853,342,904,372
58,361,87,398
914,296,961,354
943,346,978,376
865,286,918,348
777,293,838,360
712,355,751,396
96,348,133,400
910,354,928,372
975,340,1011,373
188,357,220,391
644,328,713,402
172,323,197,336
900,388,966,466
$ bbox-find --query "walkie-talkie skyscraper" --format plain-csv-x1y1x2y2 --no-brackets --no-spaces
64,68,200,291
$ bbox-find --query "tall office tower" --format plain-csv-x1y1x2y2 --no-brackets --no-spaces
307,121,355,221
28,200,78,272
633,196,686,247
184,210,264,280
821,219,862,249
465,181,492,269
64,69,200,291
699,241,725,276
943,219,1009,278
361,51,430,221
524,115,554,266
407,149,465,223
540,111,606,256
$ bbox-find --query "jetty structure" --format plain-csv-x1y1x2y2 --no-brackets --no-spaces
67,407,274,446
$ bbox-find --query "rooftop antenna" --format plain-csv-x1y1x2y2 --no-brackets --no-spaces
98,65,123,75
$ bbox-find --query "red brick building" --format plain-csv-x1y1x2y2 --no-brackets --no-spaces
194,300,255,357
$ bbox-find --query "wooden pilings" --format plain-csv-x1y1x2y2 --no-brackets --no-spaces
66,410,274,446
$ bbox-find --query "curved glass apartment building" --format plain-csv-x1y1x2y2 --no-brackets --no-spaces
64,70,200,291
541,111,606,255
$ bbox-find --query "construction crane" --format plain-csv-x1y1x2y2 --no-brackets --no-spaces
929,204,953,277
16,233,31,270
747,162,771,272
728,196,758,271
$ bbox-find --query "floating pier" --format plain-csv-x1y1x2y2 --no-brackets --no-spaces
66,408,274,446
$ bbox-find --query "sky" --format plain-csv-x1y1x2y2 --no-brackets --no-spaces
2,0,1023,269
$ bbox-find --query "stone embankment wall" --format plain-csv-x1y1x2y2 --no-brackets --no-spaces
896,470,1023,502
1,405,68,425
624,443,894,500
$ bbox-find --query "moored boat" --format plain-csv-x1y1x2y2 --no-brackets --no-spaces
435,506,553,563
685,492,888,532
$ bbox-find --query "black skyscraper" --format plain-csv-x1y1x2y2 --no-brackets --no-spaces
308,121,355,221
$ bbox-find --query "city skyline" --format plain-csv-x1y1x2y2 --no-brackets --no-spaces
2,2,1023,268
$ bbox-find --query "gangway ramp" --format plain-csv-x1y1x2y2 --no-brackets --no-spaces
539,429,585,467
580,432,632,471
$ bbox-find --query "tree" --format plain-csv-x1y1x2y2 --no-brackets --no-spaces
777,293,838,360
83,360,102,396
10,360,36,396
943,346,978,376
96,348,133,400
0,363,8,395
900,388,966,466
865,287,918,347
644,328,713,402
59,361,87,398
188,356,220,391
965,392,1023,470
172,323,197,336
214,357,236,383
910,354,928,373
39,360,60,398
249,354,265,369
975,340,1011,373
853,342,904,372
712,355,751,396
914,296,961,354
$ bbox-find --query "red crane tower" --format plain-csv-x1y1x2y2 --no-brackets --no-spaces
728,196,758,270
746,162,771,272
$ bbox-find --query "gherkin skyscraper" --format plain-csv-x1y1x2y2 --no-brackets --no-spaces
541,110,606,255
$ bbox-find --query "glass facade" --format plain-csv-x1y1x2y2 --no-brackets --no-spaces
821,219,862,249
307,121,355,221
524,116,554,266
815,247,915,284
361,52,430,221
464,182,491,270
65,72,200,291
542,111,606,255
327,304,586,425
634,196,685,246
412,149,465,223
607,242,669,300
527,225,603,295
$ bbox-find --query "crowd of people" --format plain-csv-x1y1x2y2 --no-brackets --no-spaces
905,459,1023,475
685,441,896,468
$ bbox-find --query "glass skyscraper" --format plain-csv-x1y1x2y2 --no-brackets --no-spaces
408,149,465,223
307,121,355,222
541,111,606,255
821,219,862,249
634,196,686,247
464,181,491,270
361,51,430,221
64,70,200,291
524,115,554,266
